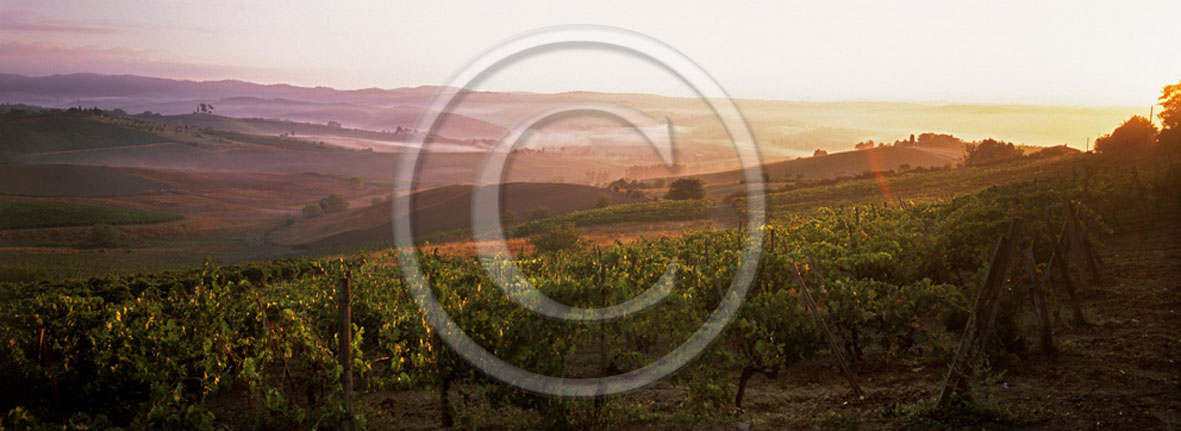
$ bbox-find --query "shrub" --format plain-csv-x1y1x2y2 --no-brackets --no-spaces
527,205,550,221
503,210,519,224
664,178,705,200
348,177,364,191
319,194,349,213
528,222,583,253
302,204,324,218
595,194,611,209
89,224,120,248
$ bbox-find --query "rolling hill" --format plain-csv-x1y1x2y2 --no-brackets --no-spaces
0,111,168,158
269,183,645,249
0,164,171,197
669,145,960,185
0,74,502,139
1,73,1141,158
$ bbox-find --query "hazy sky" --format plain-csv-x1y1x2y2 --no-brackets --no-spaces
1,0,1178,107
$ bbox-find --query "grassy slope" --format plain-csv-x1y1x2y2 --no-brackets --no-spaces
745,154,1084,219
0,112,167,155
0,251,201,282
664,146,958,185
0,201,183,229
509,199,712,237
283,183,645,249
0,164,171,196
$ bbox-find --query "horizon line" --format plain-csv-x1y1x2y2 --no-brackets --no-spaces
0,71,1152,110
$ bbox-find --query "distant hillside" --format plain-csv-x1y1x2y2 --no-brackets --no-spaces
0,110,168,158
270,183,644,249
0,164,170,197
0,73,501,139
0,73,1140,155
670,146,959,185
0,73,346,104
0,108,379,158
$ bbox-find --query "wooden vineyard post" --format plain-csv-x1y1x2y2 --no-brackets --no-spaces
337,273,354,431
594,247,606,416
1021,245,1057,355
1062,198,1101,283
938,217,1023,409
1081,163,1090,205
1049,221,1088,326
792,263,865,401
1078,230,1104,269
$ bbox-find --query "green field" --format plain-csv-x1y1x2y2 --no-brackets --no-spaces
742,154,1088,219
509,198,712,237
0,252,203,282
0,164,170,197
0,201,183,229
0,111,168,156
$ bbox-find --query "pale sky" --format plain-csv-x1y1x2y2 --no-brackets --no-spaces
1,0,1179,107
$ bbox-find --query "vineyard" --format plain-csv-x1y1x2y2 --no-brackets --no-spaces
0,202,183,230
1,155,1179,429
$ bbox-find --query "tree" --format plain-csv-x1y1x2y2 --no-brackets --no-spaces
348,177,364,192
1094,116,1157,154
502,210,519,224
1158,80,1181,151
916,133,965,149
664,178,705,200
609,178,639,192
585,169,610,187
528,223,583,254
302,204,324,218
813,148,828,157
854,140,875,150
595,194,611,209
88,224,119,248
964,139,1023,166
319,194,350,213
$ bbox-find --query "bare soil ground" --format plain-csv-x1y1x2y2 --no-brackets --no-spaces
0,167,388,276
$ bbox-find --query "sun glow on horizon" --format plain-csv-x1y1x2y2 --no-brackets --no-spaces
1,0,1178,107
